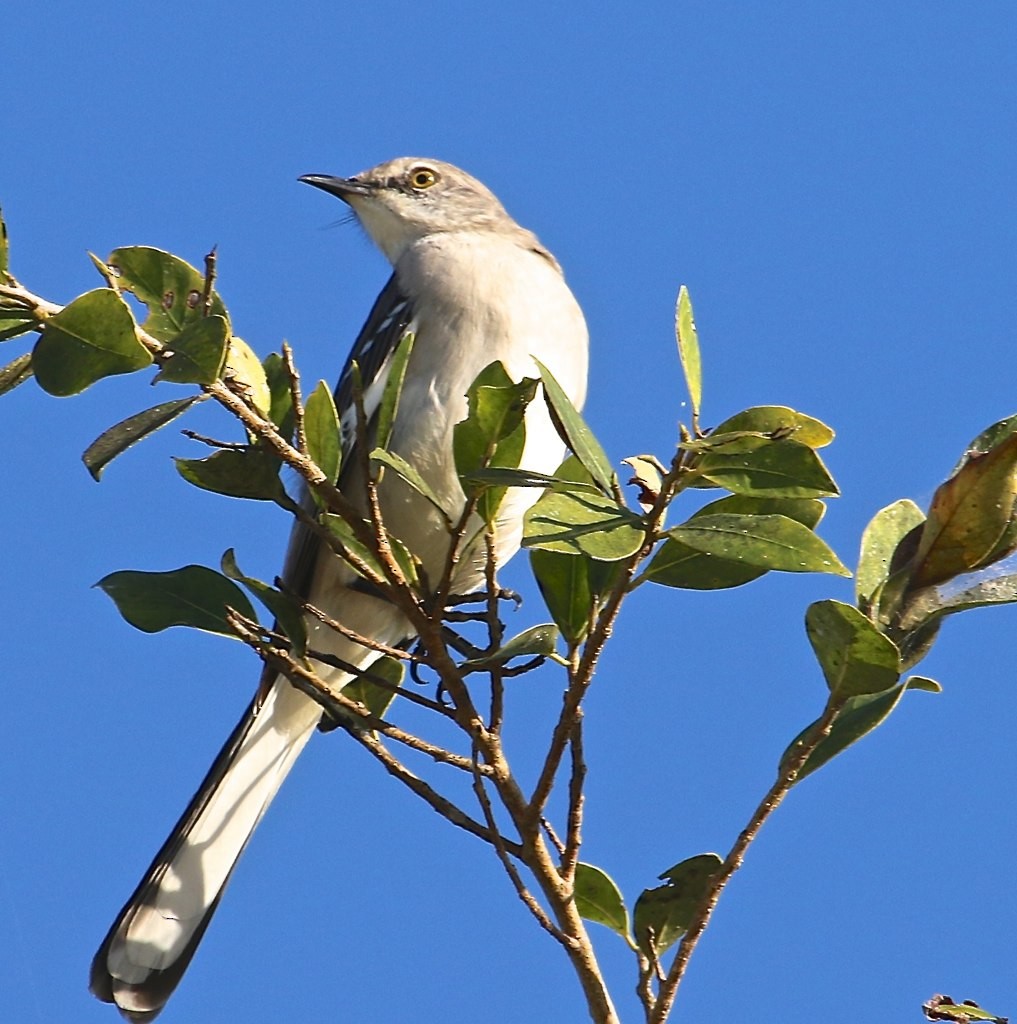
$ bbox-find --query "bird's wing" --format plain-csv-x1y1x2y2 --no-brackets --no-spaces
280,273,417,602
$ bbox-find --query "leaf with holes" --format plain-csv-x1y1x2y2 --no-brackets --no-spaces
106,246,229,343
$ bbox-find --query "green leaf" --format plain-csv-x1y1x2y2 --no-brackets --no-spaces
262,351,295,439
462,466,601,494
370,448,452,522
106,246,229,342
220,549,307,657
644,538,767,591
695,438,839,498
0,351,33,396
153,314,229,385
461,624,559,671
454,361,538,523
710,406,834,449
374,331,415,452
855,499,926,611
911,432,1017,588
530,549,596,643
642,497,827,591
675,285,702,421
667,513,849,576
523,489,645,561
224,336,271,416
305,380,341,486
783,685,909,782
323,513,420,588
697,494,826,528
633,854,723,955
805,600,901,699
0,308,36,342
83,396,203,481
32,289,151,396
175,447,283,500
905,675,942,693
342,655,404,720
954,412,1017,468
574,863,631,941
535,358,615,495
898,570,1017,632
96,565,258,638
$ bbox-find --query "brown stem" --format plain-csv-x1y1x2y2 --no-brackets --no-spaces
648,696,846,1024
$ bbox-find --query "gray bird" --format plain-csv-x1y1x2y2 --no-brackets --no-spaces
89,156,589,1020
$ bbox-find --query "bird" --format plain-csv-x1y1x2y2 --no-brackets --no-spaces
89,157,590,1020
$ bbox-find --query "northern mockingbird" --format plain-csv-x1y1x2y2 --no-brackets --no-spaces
89,157,589,1020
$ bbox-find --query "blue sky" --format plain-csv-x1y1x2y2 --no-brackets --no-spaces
3,3,1016,1022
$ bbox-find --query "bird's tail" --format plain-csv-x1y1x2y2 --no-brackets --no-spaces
89,679,323,1021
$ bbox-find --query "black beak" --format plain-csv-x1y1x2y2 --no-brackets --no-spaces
298,174,373,203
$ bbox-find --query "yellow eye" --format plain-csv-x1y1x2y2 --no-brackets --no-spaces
408,166,439,190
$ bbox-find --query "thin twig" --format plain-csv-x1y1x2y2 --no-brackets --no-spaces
181,429,247,450
347,728,519,854
470,742,568,944
483,528,506,733
648,696,847,1024
201,246,217,317
561,713,586,884
282,341,308,457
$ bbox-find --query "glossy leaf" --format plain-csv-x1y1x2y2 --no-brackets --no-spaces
905,675,942,693
784,684,911,782
454,361,537,523
695,438,839,498
574,863,630,941
667,513,849,576
697,494,826,527
0,308,35,342
633,854,722,955
535,358,615,495
374,331,415,452
305,380,341,485
953,412,1017,468
523,489,645,561
530,549,595,643
675,285,702,421
97,565,257,638
911,433,1017,588
899,570,1017,632
32,289,150,396
324,514,420,588
462,466,600,494
342,655,404,721
262,351,295,439
0,352,32,396
224,336,271,416
461,624,559,671
106,246,228,342
175,447,283,500
221,549,307,657
154,314,229,385
83,396,203,481
805,600,901,699
855,499,926,611
371,448,452,522
710,406,834,449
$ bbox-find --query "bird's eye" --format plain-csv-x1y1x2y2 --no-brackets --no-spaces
408,166,439,190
